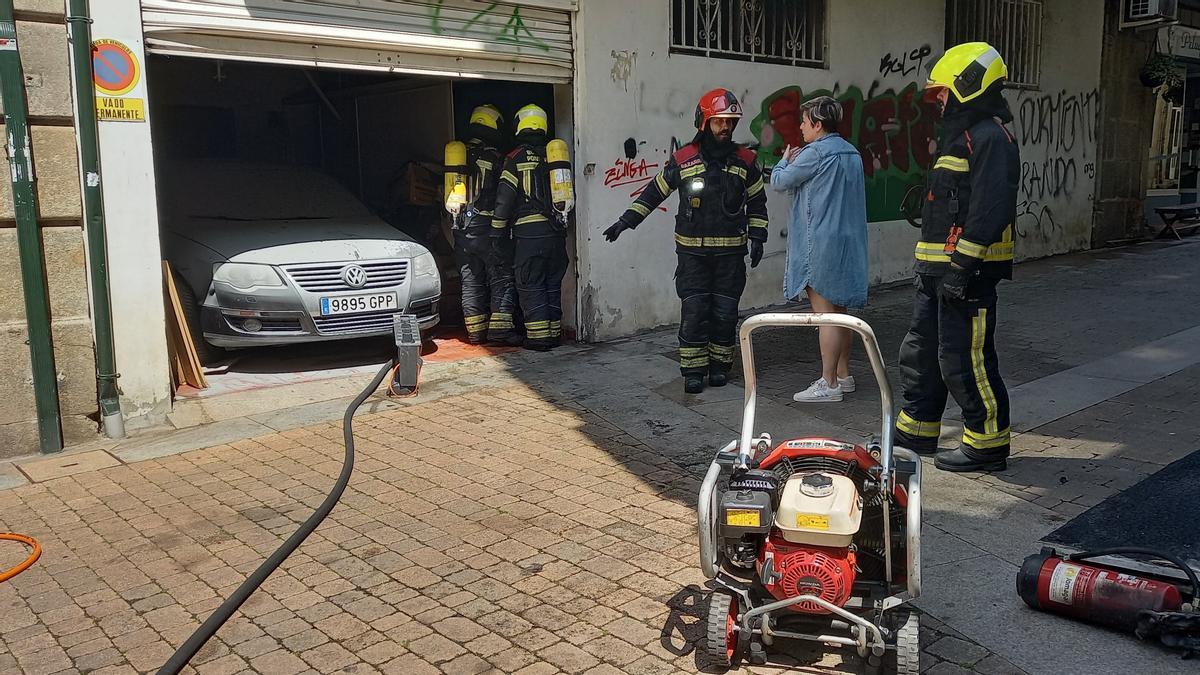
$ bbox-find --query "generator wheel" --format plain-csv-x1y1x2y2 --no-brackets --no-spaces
705,591,744,669
891,607,921,675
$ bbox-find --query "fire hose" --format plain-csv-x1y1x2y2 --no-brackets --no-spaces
0,532,41,582
158,358,405,674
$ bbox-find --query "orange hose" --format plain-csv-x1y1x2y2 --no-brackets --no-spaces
0,533,41,582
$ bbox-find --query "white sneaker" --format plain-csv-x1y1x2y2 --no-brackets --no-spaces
793,378,843,403
838,376,855,393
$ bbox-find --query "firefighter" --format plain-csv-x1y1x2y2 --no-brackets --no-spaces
603,88,769,394
491,103,568,351
448,104,519,345
894,42,1019,473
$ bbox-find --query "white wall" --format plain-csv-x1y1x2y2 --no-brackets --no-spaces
573,0,1103,341
93,0,172,427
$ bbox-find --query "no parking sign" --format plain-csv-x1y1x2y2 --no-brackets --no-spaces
92,39,145,122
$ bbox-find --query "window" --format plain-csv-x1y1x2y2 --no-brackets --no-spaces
946,0,1043,88
670,0,827,68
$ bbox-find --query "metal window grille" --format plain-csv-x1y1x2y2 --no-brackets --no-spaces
946,0,1043,89
670,0,827,68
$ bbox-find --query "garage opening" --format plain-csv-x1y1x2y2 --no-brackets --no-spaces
147,54,565,400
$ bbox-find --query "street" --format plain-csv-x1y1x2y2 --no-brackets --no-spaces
2,237,1199,675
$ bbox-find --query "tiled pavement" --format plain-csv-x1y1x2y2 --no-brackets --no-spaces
3,238,1200,674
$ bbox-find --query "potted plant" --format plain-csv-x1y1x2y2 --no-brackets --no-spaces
1141,53,1184,93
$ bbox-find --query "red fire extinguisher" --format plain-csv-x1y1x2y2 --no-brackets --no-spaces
1018,547,1200,655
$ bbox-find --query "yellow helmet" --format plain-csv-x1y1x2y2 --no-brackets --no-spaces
514,103,548,136
927,42,1008,103
469,104,503,131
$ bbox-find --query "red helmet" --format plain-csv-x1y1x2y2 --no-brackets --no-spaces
694,88,743,130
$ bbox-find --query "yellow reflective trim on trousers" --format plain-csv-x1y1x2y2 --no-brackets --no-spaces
748,217,768,229
724,165,747,180
525,320,550,328
963,426,1010,449
630,202,651,217
934,156,969,172
655,173,670,194
464,315,488,327
679,347,707,356
516,214,549,226
707,343,734,354
680,165,705,179
971,309,1000,435
675,233,747,248
680,357,709,368
897,410,941,438
550,321,562,336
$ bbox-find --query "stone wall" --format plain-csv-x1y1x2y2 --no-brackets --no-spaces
1,3,99,457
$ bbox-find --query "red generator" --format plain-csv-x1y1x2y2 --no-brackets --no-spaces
699,313,923,674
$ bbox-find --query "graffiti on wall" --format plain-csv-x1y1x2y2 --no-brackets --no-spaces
879,44,933,80
430,1,549,52
1013,89,1098,241
750,82,941,222
603,157,668,213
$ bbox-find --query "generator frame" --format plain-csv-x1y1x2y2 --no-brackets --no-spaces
697,313,923,665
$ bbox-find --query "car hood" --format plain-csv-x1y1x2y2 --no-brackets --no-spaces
166,217,429,265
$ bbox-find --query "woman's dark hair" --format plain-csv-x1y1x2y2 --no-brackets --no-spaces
800,95,842,133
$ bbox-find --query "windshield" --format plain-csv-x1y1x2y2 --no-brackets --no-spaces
158,161,373,221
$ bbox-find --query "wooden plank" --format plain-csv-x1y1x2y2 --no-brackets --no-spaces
161,261,208,390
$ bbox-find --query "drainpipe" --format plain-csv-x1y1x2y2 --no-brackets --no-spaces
66,0,123,439
0,7,64,453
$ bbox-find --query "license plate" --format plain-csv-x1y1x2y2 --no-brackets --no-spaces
320,292,398,316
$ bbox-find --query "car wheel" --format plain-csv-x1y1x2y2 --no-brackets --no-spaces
172,272,223,365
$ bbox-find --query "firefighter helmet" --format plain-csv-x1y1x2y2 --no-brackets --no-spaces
514,103,549,136
469,104,504,131
694,88,743,130
927,42,1008,104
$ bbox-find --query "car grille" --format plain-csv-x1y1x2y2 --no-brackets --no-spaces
312,312,396,335
283,260,408,293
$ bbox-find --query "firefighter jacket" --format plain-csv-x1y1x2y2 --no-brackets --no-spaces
491,144,561,240
616,142,769,255
456,141,504,235
915,117,1019,278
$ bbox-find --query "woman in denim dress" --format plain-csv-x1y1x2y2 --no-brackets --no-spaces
770,96,869,403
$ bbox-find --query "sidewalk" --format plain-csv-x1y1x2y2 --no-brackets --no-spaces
1,237,1198,674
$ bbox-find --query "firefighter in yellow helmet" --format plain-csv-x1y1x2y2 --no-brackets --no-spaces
491,104,568,351
894,42,1019,473
447,104,519,345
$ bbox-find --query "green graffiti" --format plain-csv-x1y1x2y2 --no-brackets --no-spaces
431,1,550,53
751,83,941,223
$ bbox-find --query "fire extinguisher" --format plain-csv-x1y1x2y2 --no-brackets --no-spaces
1018,547,1200,656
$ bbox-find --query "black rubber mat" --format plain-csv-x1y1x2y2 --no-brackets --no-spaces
1043,449,1200,561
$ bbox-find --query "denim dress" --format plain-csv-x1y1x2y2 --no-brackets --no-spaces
770,133,869,308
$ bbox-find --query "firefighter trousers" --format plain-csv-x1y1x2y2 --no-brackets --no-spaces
897,274,1011,458
514,235,568,349
455,230,517,343
676,252,747,377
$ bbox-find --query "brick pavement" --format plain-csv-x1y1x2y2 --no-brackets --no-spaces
0,380,1026,674
3,239,1199,674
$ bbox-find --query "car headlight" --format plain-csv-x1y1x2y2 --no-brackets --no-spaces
413,251,438,279
212,262,284,290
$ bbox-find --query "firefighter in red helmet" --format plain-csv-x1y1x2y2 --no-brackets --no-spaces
604,88,769,394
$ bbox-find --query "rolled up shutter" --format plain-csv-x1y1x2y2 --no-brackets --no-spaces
140,0,575,83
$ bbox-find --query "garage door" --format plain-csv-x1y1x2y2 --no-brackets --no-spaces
140,0,575,83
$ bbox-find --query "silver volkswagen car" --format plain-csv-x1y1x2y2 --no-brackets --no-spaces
159,161,441,360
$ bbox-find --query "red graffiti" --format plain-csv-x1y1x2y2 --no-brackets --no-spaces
604,157,659,188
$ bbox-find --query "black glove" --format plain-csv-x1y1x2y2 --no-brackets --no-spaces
603,221,630,242
938,263,974,301
749,240,764,268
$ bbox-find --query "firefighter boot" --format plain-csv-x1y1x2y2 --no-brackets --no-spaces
893,427,939,456
684,375,706,394
708,371,728,388
934,445,1008,473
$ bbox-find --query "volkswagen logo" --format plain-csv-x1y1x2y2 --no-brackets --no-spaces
341,265,368,289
